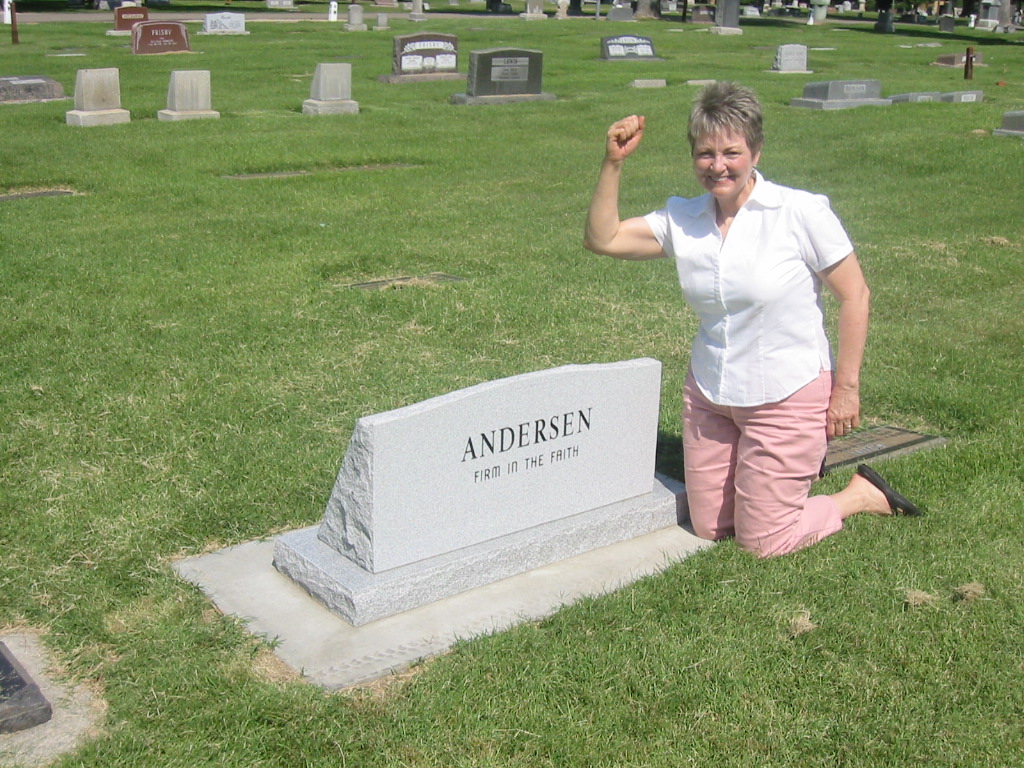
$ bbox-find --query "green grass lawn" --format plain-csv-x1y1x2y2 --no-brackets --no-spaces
2,11,1024,766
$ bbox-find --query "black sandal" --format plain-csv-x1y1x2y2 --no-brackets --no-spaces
856,464,924,517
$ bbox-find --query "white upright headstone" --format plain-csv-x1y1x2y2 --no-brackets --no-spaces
302,63,360,115
328,0,338,21
65,68,132,127
274,359,678,625
157,70,220,121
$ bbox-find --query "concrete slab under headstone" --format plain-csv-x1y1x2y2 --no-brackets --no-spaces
0,634,104,767
175,512,710,689
993,110,1024,138
0,76,66,104
822,425,946,473
790,79,891,110
0,643,51,734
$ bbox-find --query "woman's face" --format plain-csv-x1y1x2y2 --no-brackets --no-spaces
692,130,761,208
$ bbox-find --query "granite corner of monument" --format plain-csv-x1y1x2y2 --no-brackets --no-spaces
273,358,684,626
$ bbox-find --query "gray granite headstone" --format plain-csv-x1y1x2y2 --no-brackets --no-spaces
600,35,661,61
303,63,360,114
344,3,368,30
938,14,956,31
790,79,892,110
0,75,65,104
711,0,742,32
771,43,809,72
199,12,249,34
273,359,676,625
993,110,1024,137
66,68,131,126
0,643,52,734
939,90,983,103
451,47,555,105
158,70,220,121
379,32,465,82
889,91,941,103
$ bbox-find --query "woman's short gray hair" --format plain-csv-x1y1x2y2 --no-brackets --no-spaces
687,82,764,156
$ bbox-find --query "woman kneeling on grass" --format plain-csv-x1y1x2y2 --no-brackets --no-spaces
584,82,922,558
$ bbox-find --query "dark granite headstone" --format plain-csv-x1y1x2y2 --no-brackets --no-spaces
0,642,52,734
380,33,466,82
823,425,946,472
790,79,892,110
451,48,555,104
714,0,740,27
600,35,661,61
993,110,1024,138
132,21,191,55
0,75,66,104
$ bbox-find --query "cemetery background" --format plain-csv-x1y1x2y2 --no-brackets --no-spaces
3,11,1024,766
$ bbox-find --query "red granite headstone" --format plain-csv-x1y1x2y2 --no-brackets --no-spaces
131,21,191,55
114,6,149,31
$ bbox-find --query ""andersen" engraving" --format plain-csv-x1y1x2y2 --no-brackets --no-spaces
462,408,592,462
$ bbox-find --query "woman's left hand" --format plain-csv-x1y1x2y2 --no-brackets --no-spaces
827,384,860,439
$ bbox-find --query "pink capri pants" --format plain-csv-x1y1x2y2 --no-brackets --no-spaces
683,369,843,558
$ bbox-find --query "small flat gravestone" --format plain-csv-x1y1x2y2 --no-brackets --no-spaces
889,91,941,103
933,51,985,67
199,12,249,35
66,68,131,126
132,21,191,55
993,110,1024,138
273,359,676,626
600,35,661,61
106,5,148,35
939,90,983,103
790,80,892,110
770,43,810,73
0,642,52,734
379,32,465,83
302,63,359,115
0,75,65,104
158,70,220,121
451,48,555,105
823,425,946,472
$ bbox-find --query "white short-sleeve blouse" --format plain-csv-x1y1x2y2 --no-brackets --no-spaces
644,171,854,407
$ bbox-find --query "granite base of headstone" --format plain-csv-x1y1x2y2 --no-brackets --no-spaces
939,90,983,103
889,91,941,103
303,63,359,115
790,79,891,110
451,47,555,105
66,68,131,127
273,359,673,626
600,35,662,61
993,110,1024,138
158,70,219,121
198,12,249,35
0,75,66,104
379,32,465,83
344,4,368,30
0,642,52,735
770,43,810,73
106,5,148,35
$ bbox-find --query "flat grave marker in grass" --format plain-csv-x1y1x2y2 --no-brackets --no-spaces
823,425,947,473
0,76,66,105
273,359,684,626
